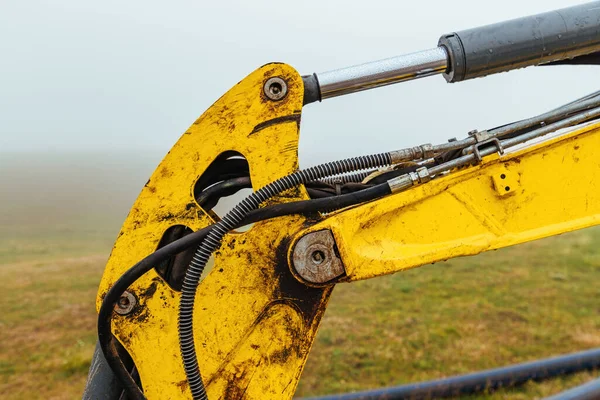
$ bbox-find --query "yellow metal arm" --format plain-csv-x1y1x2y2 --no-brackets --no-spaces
290,121,600,283
96,64,331,399
94,60,600,400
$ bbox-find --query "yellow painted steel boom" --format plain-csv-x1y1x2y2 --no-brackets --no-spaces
87,2,600,399
90,63,600,399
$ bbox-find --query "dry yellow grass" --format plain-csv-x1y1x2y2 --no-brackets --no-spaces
1,256,104,399
1,153,599,399
1,228,600,399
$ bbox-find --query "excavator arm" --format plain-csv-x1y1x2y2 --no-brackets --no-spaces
85,2,600,399
292,122,600,284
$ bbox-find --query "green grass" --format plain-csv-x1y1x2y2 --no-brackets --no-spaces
1,225,599,399
0,255,104,399
1,152,599,399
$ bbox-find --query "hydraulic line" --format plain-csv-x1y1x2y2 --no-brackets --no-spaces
196,175,373,211
548,90,600,113
544,377,600,400
432,94,600,154
300,348,600,400
178,153,394,399
98,183,392,399
196,177,252,210
193,157,249,197
101,91,600,399
428,108,600,178
389,107,600,193
320,170,375,185
360,91,600,168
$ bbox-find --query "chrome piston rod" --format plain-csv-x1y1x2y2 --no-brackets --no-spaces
304,1,600,102
315,47,448,100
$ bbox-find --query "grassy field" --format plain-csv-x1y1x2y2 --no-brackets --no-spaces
1,152,599,399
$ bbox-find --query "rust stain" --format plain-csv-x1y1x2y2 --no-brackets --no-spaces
248,114,301,136
139,279,159,299
222,360,253,399
273,237,332,327
270,347,293,364
125,278,161,325
175,379,189,393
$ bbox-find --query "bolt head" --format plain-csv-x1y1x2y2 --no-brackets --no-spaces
114,291,136,315
311,250,326,265
263,77,288,101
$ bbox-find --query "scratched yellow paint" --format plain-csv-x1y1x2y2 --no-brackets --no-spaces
95,64,333,399
292,121,600,282
95,59,600,399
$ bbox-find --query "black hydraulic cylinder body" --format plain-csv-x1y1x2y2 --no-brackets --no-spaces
439,1,600,82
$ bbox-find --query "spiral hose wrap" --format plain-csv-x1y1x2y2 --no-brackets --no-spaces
178,153,392,399
319,170,377,185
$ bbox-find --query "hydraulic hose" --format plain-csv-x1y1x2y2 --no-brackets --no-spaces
195,176,252,210
544,377,600,400
300,348,600,400
320,170,375,184
178,153,393,399
98,183,392,400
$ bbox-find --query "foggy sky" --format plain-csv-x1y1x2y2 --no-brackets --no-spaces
0,0,596,167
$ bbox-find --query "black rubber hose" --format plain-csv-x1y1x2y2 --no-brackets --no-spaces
196,177,252,210
98,183,392,399
179,153,393,399
306,188,335,199
299,348,600,400
198,176,373,210
193,157,249,199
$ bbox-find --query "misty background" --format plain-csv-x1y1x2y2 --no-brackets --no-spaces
1,0,597,246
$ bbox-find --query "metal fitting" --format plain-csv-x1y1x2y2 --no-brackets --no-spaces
114,291,136,315
463,131,497,156
390,143,434,164
388,172,418,193
466,130,492,148
292,230,345,284
472,130,491,143
388,168,431,193
408,171,419,184
420,144,434,159
263,77,288,101
387,175,412,193
389,148,413,164
469,138,505,163
416,167,431,183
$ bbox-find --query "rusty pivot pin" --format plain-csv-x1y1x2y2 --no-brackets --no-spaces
292,230,345,284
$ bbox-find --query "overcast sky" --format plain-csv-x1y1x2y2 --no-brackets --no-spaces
0,0,597,166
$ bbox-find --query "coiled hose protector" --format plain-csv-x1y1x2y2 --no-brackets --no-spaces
178,153,392,399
